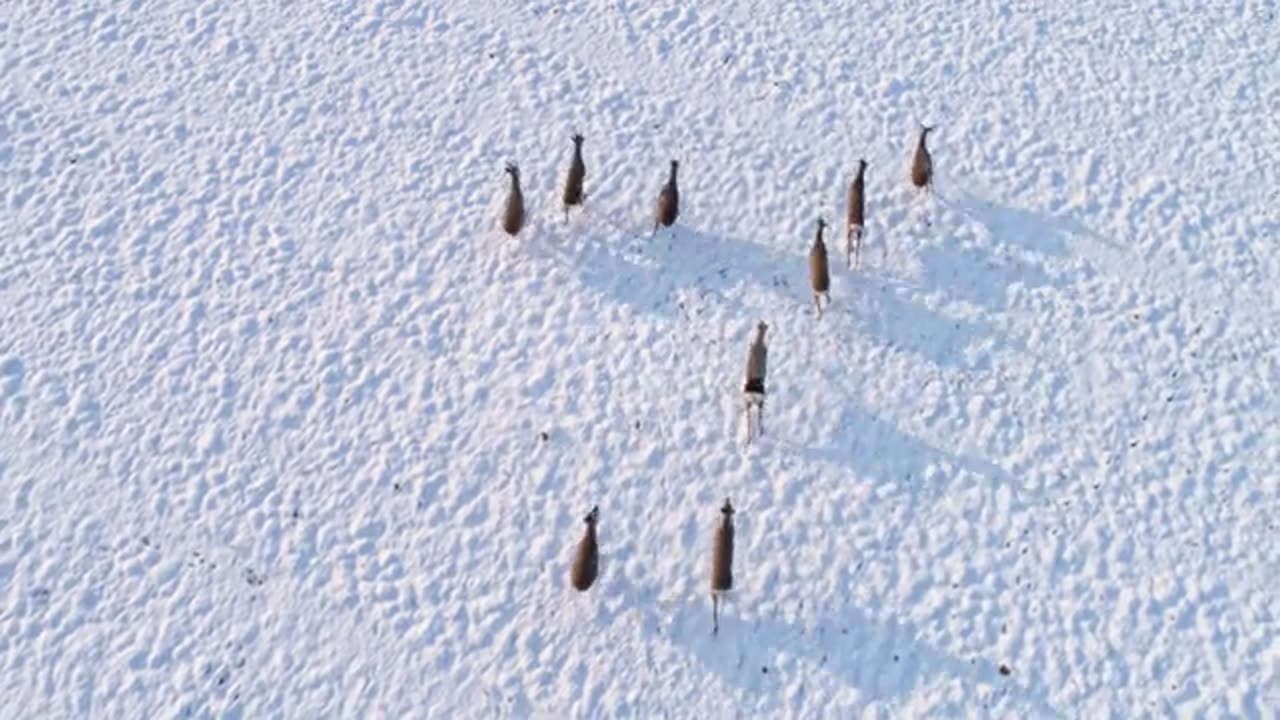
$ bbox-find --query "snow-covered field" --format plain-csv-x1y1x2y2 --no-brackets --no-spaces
2,1,1277,717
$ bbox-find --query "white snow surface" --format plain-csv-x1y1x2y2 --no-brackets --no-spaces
2,1,1278,717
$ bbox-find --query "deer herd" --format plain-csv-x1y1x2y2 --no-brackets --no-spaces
499,125,937,633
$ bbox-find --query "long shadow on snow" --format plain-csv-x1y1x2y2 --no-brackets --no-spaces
538,217,794,321
774,403,1019,571
778,403,1017,503
916,241,1054,314
869,190,1084,363
906,189,1106,322
662,601,1063,718
544,214,995,371
840,279,995,371
945,189,1110,257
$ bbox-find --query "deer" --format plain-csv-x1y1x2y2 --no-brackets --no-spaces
653,160,679,235
911,125,934,193
710,498,735,635
502,163,525,236
809,218,831,316
846,159,867,269
562,133,586,222
743,321,768,444
570,506,600,591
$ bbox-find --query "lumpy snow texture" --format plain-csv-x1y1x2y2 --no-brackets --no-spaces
2,1,1277,718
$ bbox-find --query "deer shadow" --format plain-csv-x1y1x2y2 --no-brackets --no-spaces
770,401,1027,564
537,210,996,371
916,241,1054,314
946,189,1111,257
780,403,1018,502
658,599,1063,718
836,277,996,371
532,210,794,321
859,189,1086,360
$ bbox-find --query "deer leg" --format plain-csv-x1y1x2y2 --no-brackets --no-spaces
712,594,720,635
758,398,766,437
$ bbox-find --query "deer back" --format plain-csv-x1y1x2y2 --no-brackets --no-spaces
848,162,866,227
570,507,599,591
656,162,680,226
563,136,585,207
711,515,734,592
911,129,933,188
809,222,830,293
503,166,525,235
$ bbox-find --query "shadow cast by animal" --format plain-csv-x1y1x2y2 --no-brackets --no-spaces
663,601,1063,718
536,210,1002,375
946,190,1111,256
536,211,796,321
783,404,1018,500
828,278,994,372
917,242,1054,313
774,402,1021,561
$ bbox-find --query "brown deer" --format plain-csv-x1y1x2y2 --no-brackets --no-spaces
911,125,934,193
653,160,679,235
809,218,831,316
570,506,599,591
846,159,867,268
562,133,586,222
502,163,525,236
743,322,768,444
710,498,735,635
